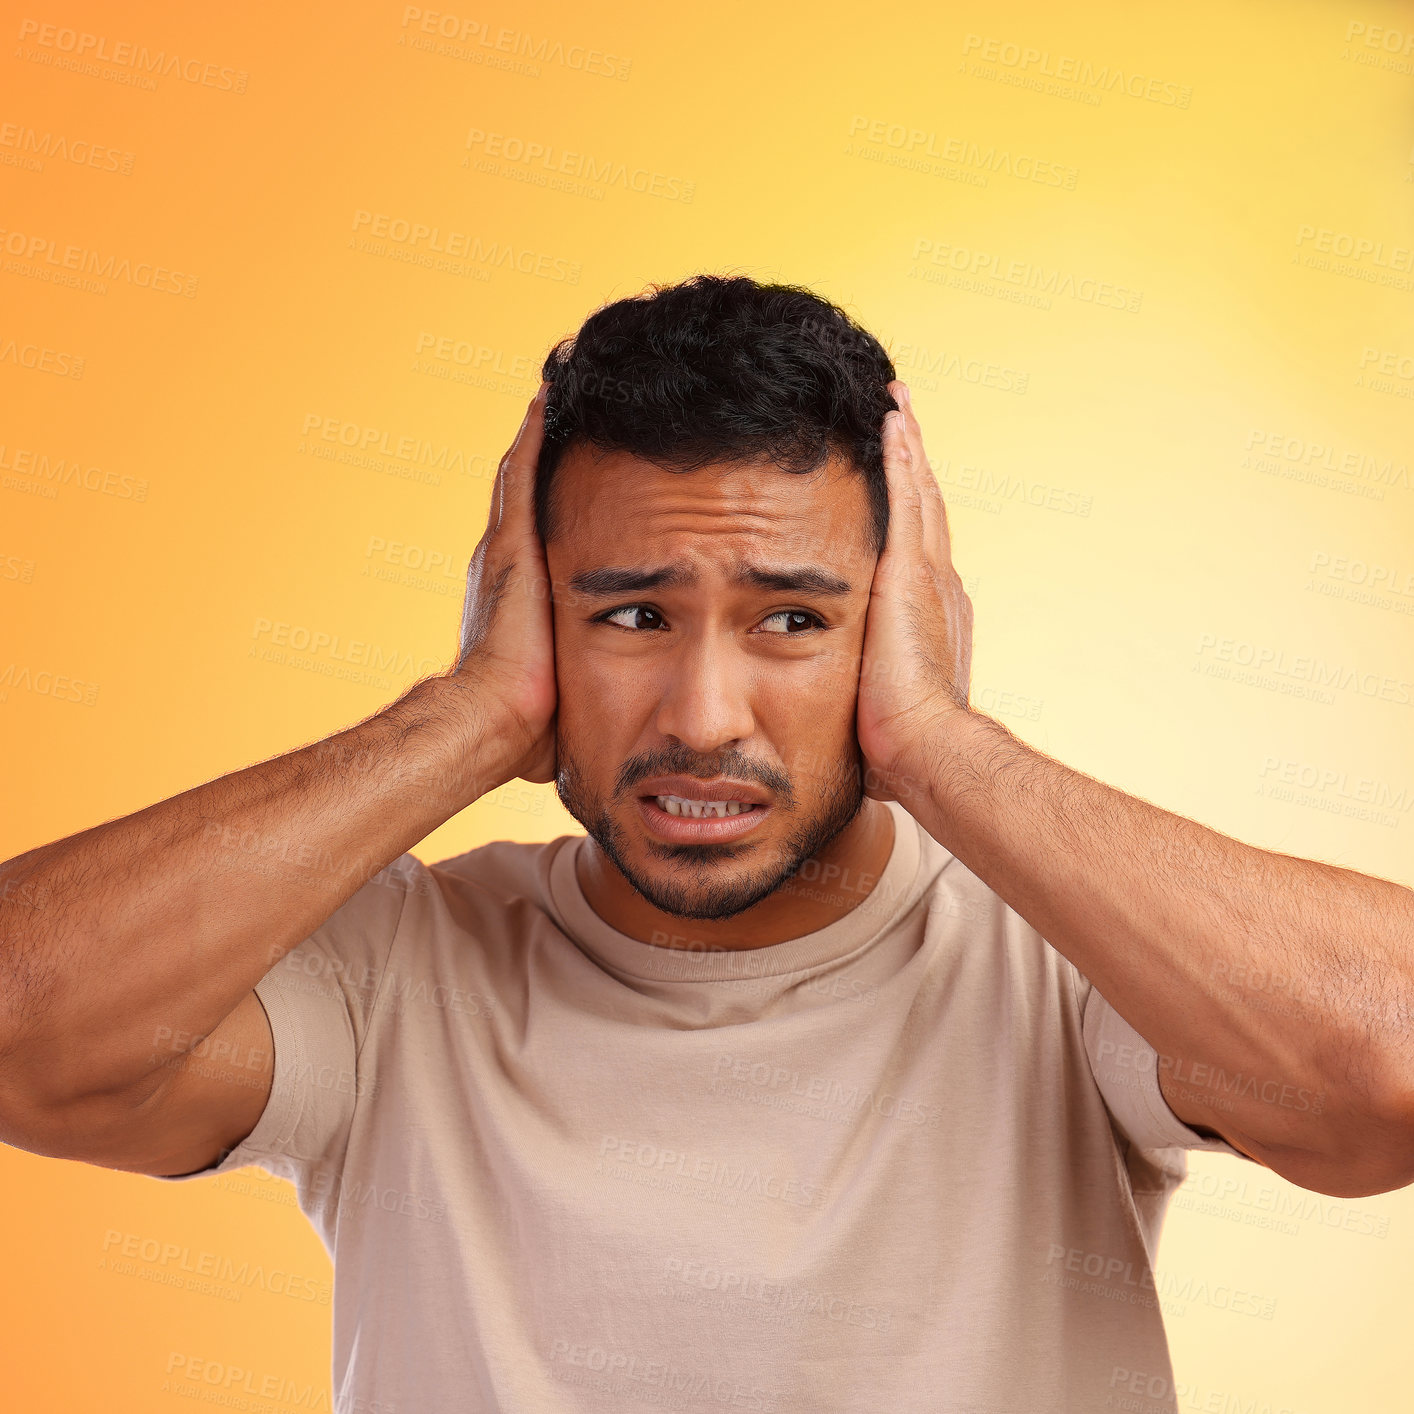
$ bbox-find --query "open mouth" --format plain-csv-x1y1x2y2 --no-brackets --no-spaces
648,794,763,819
636,794,771,840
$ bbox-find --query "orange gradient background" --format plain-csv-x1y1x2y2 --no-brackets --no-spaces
3,1,1413,1410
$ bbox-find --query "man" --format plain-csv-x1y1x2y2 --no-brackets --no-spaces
1,274,1411,1413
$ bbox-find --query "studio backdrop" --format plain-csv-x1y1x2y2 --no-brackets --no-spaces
2,1,1412,1410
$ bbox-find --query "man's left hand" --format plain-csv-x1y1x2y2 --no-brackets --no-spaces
855,379,975,804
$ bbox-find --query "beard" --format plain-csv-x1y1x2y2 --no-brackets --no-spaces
554,737,867,922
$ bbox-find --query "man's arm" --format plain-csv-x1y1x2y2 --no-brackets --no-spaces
0,675,488,1171
905,707,1414,1198
0,385,557,1174
855,379,1414,1200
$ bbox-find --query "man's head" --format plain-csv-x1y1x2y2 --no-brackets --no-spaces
537,274,899,923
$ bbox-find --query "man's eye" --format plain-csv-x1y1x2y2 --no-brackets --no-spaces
600,605,664,631
757,611,825,635
596,606,825,634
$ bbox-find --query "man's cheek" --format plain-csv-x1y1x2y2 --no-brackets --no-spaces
556,656,625,723
809,632,862,674
779,696,865,798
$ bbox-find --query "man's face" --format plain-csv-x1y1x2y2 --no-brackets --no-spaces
545,443,880,921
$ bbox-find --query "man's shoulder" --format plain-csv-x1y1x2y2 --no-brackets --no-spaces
353,834,584,965
429,830,578,870
421,831,581,907
907,822,1082,983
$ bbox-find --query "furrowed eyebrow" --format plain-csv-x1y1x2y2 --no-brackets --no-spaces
568,563,853,598
737,564,853,596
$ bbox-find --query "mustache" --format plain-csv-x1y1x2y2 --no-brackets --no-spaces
612,745,864,807
616,748,788,799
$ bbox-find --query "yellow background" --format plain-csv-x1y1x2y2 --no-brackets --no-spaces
3,0,1413,1409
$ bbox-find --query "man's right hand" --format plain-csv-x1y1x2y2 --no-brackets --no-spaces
452,382,558,788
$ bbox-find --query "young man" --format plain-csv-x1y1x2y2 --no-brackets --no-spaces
2,275,1411,1413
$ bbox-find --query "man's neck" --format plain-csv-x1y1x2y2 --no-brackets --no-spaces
575,798,897,950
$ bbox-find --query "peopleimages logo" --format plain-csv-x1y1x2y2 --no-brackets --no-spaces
908,237,1142,311
464,128,695,202
399,7,631,80
15,19,248,92
349,209,581,283
597,1135,823,1208
0,336,85,377
960,33,1193,107
0,227,198,296
0,444,147,499
1195,632,1412,707
0,121,136,174
163,1354,392,1412
99,1230,330,1304
710,1054,940,1126
847,115,1079,189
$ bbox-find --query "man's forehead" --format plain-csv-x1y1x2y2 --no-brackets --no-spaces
550,444,874,562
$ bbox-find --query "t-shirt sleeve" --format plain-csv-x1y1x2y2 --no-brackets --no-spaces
148,853,424,1188
1073,970,1257,1161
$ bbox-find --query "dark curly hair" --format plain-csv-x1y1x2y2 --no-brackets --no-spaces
535,274,897,556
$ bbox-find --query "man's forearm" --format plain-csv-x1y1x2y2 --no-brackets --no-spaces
903,706,1414,1181
0,671,504,1113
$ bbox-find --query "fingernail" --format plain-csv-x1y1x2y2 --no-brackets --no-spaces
899,382,912,406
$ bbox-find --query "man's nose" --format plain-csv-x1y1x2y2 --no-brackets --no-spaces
652,640,756,754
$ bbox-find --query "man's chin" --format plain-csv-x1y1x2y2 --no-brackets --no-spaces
597,826,790,922
622,870,790,923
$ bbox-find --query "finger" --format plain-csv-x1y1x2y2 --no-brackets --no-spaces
480,426,515,539
875,407,923,589
462,383,550,660
884,382,932,528
889,380,952,566
888,381,944,548
494,381,551,533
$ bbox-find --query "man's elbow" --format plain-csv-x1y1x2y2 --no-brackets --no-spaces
1265,1076,1414,1199
1356,1069,1414,1196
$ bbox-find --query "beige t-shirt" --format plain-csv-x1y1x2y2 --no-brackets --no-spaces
160,799,1253,1413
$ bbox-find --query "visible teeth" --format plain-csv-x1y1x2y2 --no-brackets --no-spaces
654,795,755,819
